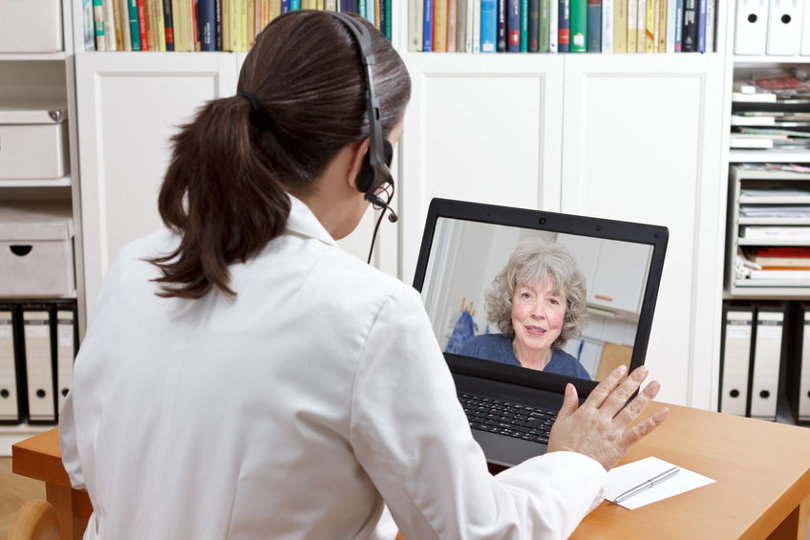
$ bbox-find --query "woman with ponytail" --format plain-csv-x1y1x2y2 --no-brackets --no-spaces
59,11,666,540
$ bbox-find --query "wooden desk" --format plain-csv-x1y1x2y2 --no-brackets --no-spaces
11,403,810,539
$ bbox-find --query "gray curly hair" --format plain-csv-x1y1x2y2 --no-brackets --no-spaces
485,238,587,350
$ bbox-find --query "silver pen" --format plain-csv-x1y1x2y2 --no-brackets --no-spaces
612,466,680,504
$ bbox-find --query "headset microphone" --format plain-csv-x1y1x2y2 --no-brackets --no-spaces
365,192,399,223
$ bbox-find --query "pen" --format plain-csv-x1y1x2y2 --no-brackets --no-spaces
612,466,680,504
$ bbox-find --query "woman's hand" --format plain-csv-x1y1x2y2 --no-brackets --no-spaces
547,365,669,471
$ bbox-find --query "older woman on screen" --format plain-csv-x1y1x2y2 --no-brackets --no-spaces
459,238,592,380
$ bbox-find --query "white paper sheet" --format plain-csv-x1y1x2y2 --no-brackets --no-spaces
605,456,715,510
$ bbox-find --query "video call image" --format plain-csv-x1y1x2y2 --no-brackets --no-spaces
420,218,654,382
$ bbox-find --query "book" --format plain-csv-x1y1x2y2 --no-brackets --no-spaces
570,0,587,52
128,0,141,50
103,0,117,50
144,0,156,51
155,0,166,50
704,0,714,52
137,0,148,50
408,0,422,50
456,0,467,50
696,0,705,52
657,0,666,53
229,0,240,51
558,0,570,52
729,133,773,149
118,0,132,50
93,0,107,51
481,0,497,51
626,0,636,52
473,0,481,51
536,0,549,52
222,0,230,48
433,0,448,51
665,0,674,51
614,0,626,52
163,0,174,50
520,0,528,51
172,0,191,51
247,0,256,49
636,0,644,52
199,0,215,50
587,0,601,51
549,0,557,51
673,0,682,50
681,0,696,51
507,0,520,51
644,0,654,52
746,247,810,269
447,0,458,50
498,0,508,51
601,0,612,52
742,226,810,240
423,0,433,50
112,0,124,50
529,0,540,51
83,0,96,50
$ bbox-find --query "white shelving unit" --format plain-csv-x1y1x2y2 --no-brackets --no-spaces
0,0,84,455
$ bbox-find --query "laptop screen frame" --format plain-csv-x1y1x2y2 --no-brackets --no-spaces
411,198,669,398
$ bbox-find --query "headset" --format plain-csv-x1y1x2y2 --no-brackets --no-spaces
327,11,399,224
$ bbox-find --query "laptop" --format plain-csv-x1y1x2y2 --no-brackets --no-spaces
412,198,669,467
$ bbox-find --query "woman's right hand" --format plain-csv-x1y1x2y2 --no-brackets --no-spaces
547,365,669,471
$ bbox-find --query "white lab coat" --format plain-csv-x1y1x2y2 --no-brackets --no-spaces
59,195,606,539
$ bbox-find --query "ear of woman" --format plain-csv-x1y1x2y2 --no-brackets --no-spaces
297,138,372,241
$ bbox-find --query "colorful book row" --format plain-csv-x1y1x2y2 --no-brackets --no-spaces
84,0,391,52
409,0,716,53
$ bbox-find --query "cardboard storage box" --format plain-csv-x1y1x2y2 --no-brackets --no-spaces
0,202,75,297
0,106,69,179
0,0,63,53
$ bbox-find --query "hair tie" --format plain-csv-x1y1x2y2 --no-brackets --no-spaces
240,90,264,113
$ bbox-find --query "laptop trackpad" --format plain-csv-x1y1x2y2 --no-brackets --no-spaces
471,429,549,468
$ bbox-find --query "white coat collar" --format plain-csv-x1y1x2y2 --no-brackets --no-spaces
285,193,338,247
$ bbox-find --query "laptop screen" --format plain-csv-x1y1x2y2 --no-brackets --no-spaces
412,199,668,395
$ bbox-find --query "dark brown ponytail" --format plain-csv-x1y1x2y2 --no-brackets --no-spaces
149,11,410,299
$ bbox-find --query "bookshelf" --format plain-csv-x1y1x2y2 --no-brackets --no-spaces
0,0,85,454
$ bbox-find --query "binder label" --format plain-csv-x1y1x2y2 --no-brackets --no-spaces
0,325,9,339
58,326,73,348
25,325,48,339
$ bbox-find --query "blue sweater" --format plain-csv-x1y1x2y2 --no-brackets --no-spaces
458,334,592,380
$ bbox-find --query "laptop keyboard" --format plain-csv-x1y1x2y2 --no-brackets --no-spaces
458,392,557,444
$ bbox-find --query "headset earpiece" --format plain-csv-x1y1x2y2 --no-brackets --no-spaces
356,139,393,195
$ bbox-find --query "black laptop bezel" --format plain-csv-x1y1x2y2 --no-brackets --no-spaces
411,198,669,398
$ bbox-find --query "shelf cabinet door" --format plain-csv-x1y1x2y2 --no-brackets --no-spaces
75,52,238,318
399,54,565,282
560,54,726,408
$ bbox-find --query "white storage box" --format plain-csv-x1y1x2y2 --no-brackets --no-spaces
0,106,69,179
0,0,63,53
0,202,75,297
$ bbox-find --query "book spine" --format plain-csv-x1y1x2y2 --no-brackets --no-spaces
507,0,519,50
529,0,540,51
269,0,280,20
665,0,674,51
112,0,124,49
375,0,381,29
601,0,612,52
681,0,696,51
673,0,682,51
636,0,644,52
248,0,256,48
408,0,422,50
447,0,457,50
103,0,117,50
84,0,96,50
423,0,433,50
498,0,507,51
155,0,167,50
537,0,549,52
365,0,373,24
144,0,155,51
129,0,142,50
93,0,107,51
473,0,481,51
481,0,497,51
241,0,249,50
696,0,705,52
558,0,569,51
657,0,666,53
704,0,713,52
569,0,586,51
549,0,557,51
433,0,448,51
281,0,289,13
520,0,528,51
456,0,466,50
229,0,240,50
119,0,132,49
164,0,175,49
645,0,654,52
587,0,601,51
220,0,229,48
137,0,148,50
626,0,636,52
467,0,476,51
614,0,626,52
199,0,215,50
291,0,300,8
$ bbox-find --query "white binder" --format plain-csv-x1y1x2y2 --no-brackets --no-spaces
766,0,802,55
23,307,55,423
55,306,75,416
750,307,784,420
796,307,810,421
735,0,769,54
720,306,753,416
0,307,20,422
